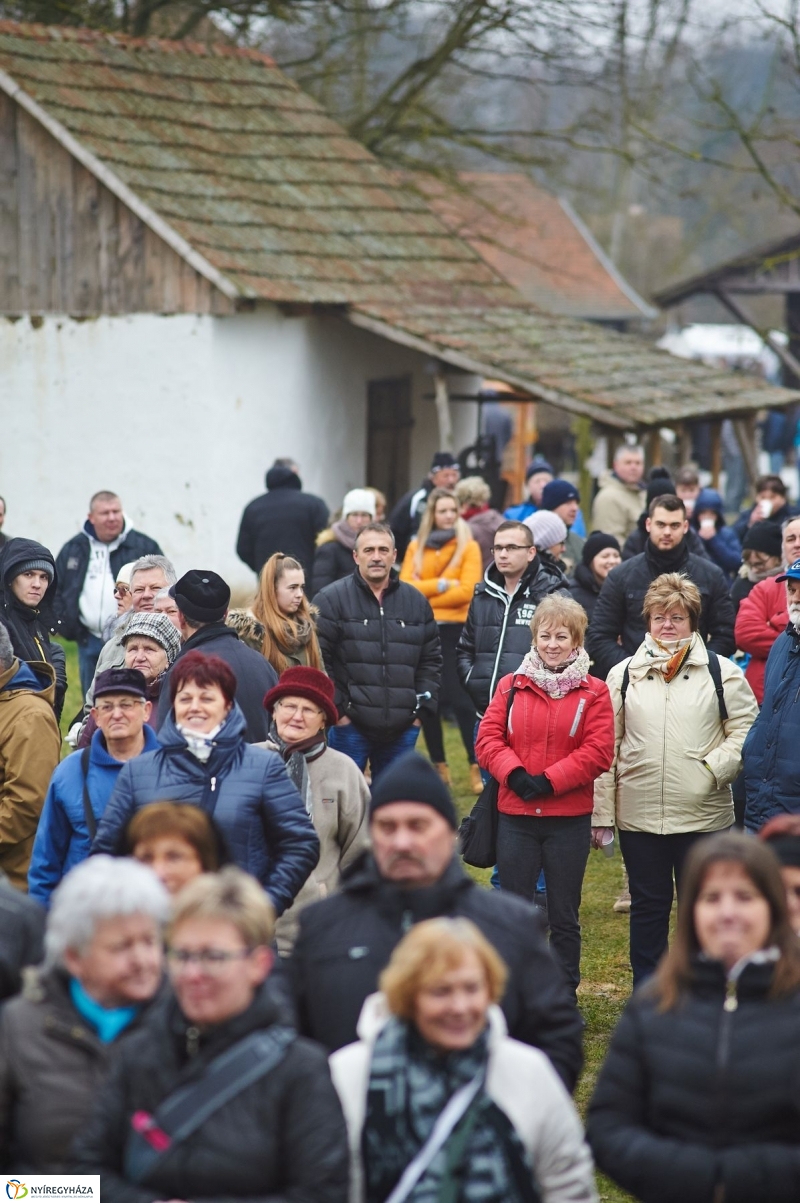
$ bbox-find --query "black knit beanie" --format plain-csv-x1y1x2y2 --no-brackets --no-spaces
742,520,782,559
582,531,621,567
369,752,458,829
645,468,676,508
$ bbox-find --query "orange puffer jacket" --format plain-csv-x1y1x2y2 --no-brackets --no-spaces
400,538,482,623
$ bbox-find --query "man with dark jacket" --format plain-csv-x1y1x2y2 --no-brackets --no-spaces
236,459,329,578
55,491,162,695
744,561,800,832
388,451,460,560
621,470,708,561
586,495,736,681
290,753,583,1091
0,537,67,718
457,521,569,718
0,870,44,999
155,570,277,742
313,523,442,779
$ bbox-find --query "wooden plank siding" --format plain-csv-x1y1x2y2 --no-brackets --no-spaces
0,92,234,316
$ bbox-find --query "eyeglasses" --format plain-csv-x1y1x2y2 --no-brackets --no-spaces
166,947,253,969
95,699,145,715
114,584,130,597
276,700,324,719
491,544,530,554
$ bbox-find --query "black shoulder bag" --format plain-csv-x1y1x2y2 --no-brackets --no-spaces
80,746,97,841
459,686,516,869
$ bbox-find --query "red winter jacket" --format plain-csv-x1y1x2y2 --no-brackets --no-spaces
734,575,788,705
476,671,615,818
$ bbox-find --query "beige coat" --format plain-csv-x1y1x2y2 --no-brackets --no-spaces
593,636,758,834
258,741,371,953
590,473,644,544
0,660,62,890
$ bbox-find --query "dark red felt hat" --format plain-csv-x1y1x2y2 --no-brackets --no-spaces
263,666,338,728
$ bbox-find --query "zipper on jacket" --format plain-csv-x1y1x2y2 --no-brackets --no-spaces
569,698,585,739
488,591,513,703
379,604,390,728
186,1026,201,1057
211,777,217,793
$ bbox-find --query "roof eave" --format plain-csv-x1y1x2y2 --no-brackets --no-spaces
0,66,243,303
557,197,659,320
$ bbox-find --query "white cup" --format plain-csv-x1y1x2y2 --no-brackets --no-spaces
598,828,615,858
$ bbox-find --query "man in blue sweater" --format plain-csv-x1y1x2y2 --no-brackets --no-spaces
29,667,159,905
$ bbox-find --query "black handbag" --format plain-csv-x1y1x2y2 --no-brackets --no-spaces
458,686,516,869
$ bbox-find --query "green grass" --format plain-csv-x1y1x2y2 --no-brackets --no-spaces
438,722,635,1203
56,641,632,1199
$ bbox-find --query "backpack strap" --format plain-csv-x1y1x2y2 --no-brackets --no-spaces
620,663,630,706
80,746,96,842
706,650,729,723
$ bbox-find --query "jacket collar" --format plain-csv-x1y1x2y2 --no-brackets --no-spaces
82,516,131,552
0,657,56,701
689,951,779,1000
158,702,247,770
352,567,400,599
184,622,238,650
482,557,544,601
90,723,161,766
342,852,471,920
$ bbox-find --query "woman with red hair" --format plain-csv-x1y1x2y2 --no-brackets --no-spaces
92,651,320,919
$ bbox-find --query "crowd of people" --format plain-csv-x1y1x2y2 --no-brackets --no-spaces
0,444,799,1202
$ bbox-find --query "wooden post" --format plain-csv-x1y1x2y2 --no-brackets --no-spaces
732,414,759,491
678,422,693,466
573,416,593,512
710,420,723,488
433,367,453,453
648,428,662,468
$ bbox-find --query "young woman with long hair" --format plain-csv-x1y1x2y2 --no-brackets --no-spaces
252,552,324,675
400,488,482,790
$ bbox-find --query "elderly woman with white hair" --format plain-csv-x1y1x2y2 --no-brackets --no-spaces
0,855,168,1172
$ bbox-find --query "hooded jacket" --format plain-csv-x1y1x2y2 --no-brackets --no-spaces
236,467,329,577
689,488,742,578
622,516,708,562
55,522,162,644
313,569,442,743
456,558,570,717
0,967,161,1173
743,623,800,830
734,574,788,704
590,473,645,544
28,725,162,908
734,499,795,544
0,538,67,717
331,995,597,1203
587,958,800,1203
71,982,349,1203
155,622,277,743
289,852,584,1090
92,705,320,916
0,658,62,890
592,635,758,834
585,541,736,681
310,528,357,597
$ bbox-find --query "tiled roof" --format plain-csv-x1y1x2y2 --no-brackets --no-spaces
0,21,797,425
350,301,798,427
415,173,655,321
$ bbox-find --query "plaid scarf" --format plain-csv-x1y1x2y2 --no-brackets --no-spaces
362,1018,538,1203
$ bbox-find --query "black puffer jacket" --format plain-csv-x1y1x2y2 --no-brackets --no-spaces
290,853,583,1090
313,569,441,742
587,958,800,1203
55,523,162,643
456,557,569,716
155,622,277,743
568,562,602,621
622,515,708,561
236,468,329,578
72,982,349,1203
310,534,353,596
0,873,44,1002
585,541,736,680
0,538,67,718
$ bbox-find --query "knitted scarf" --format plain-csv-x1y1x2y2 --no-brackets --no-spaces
516,647,590,698
267,720,326,815
277,614,317,657
362,1018,537,1203
426,528,456,551
643,632,694,681
332,519,358,551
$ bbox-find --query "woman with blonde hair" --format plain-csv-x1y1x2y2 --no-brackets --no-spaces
477,594,615,992
331,916,597,1203
592,572,759,986
588,832,800,1203
401,488,483,789
252,552,324,675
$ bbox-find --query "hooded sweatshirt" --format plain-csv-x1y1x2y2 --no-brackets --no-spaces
690,488,742,578
77,517,132,640
0,538,67,717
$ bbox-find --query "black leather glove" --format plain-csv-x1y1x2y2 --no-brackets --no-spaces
507,768,553,800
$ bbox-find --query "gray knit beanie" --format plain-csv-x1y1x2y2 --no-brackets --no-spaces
524,511,567,551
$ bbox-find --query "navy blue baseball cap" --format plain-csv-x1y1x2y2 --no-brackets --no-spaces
777,558,800,583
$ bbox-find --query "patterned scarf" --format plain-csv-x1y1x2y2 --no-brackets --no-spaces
177,722,223,764
516,647,590,698
267,720,326,815
363,1018,537,1203
643,632,694,681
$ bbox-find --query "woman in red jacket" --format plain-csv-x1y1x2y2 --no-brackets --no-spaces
476,594,615,992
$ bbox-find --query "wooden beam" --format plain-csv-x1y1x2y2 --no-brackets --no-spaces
648,428,662,467
433,367,454,452
716,289,800,383
710,420,722,488
732,416,759,490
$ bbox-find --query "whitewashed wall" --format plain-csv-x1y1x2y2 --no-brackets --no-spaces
0,307,480,594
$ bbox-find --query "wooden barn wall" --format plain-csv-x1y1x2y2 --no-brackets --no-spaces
0,92,235,316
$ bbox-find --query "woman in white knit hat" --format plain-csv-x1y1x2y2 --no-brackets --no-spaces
310,487,377,597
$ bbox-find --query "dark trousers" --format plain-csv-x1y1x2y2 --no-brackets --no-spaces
420,623,476,764
78,633,104,697
328,722,419,781
618,829,708,986
496,811,591,992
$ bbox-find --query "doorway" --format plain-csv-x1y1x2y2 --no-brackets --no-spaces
367,375,414,510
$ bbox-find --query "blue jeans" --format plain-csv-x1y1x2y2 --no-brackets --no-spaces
78,633,104,697
328,723,420,781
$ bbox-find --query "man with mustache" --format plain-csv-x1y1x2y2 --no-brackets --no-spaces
289,751,583,1092
744,559,800,833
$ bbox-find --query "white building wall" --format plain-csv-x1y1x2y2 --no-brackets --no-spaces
0,307,475,594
